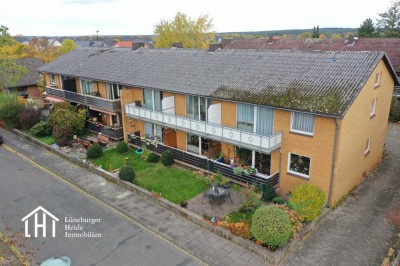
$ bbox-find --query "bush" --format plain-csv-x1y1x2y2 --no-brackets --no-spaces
116,141,129,153
259,184,276,201
19,108,41,130
147,152,160,163
161,150,174,166
251,206,292,247
49,104,86,141
86,144,103,159
389,97,400,122
289,183,326,222
273,196,286,205
29,121,52,137
119,166,135,182
0,93,24,128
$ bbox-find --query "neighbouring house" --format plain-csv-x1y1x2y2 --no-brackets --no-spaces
75,40,106,48
38,45,398,206
113,40,153,49
3,58,44,99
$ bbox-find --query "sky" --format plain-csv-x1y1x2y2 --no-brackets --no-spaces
1,0,392,36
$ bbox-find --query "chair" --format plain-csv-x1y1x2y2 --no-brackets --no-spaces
223,188,233,204
202,189,209,204
210,195,223,210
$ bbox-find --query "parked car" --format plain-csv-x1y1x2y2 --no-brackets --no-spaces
0,134,3,145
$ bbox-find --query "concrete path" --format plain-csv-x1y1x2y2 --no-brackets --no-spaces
281,123,400,266
0,128,267,266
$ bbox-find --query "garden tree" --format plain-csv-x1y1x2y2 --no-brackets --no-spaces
377,0,400,37
0,93,24,128
154,12,215,49
58,39,77,56
297,32,312,38
358,18,376,37
36,73,46,93
312,26,320,38
49,104,86,141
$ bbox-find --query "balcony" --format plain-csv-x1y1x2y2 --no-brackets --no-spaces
125,104,282,154
46,87,121,113
87,121,124,140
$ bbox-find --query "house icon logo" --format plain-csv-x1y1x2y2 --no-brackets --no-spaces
21,206,59,238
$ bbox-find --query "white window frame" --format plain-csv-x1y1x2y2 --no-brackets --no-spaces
287,152,311,178
370,98,377,117
290,112,315,136
50,74,56,85
365,137,371,155
374,72,381,88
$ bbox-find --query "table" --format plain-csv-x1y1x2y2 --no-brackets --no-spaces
206,187,227,197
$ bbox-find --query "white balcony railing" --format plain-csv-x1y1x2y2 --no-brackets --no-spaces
125,104,282,153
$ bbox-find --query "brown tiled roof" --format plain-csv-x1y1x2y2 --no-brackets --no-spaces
222,38,400,74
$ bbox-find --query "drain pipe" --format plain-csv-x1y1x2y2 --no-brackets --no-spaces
327,118,339,208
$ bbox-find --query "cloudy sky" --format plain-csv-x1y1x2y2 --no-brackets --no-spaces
1,0,392,36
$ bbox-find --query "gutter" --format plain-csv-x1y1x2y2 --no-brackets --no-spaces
327,118,339,208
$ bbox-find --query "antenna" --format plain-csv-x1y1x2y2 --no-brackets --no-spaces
96,30,99,50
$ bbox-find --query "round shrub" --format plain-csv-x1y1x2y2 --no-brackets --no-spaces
119,166,135,182
19,108,41,130
251,206,292,247
116,141,129,153
289,183,326,222
161,150,174,166
259,184,277,201
147,152,160,163
86,144,103,159
29,121,52,137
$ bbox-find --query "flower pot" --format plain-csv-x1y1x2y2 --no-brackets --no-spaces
180,202,188,208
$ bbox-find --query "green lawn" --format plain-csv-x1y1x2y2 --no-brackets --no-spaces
225,210,255,223
31,134,56,145
90,148,209,204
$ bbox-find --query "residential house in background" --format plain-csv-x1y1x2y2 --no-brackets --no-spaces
113,40,153,49
3,58,44,99
75,40,107,48
38,46,398,206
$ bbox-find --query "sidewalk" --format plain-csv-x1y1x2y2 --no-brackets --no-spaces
0,128,267,266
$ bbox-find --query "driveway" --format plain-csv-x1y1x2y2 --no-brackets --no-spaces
281,123,400,266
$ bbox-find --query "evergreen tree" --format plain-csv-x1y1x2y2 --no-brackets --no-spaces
377,1,400,37
358,18,375,37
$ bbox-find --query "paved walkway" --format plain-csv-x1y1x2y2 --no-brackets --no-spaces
0,128,267,266
281,123,400,266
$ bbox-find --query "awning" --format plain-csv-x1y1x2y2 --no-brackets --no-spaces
45,96,64,103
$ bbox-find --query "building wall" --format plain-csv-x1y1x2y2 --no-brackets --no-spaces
176,130,187,151
26,86,41,98
212,99,237,128
121,87,144,142
44,73,61,89
274,110,337,199
332,60,394,206
97,82,107,98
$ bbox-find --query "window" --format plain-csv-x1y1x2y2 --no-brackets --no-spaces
374,72,381,88
107,83,121,100
256,106,274,136
370,98,377,117
143,88,162,111
50,74,56,85
290,112,315,135
81,79,93,95
186,96,211,121
237,103,254,132
187,133,200,154
288,153,311,178
144,122,162,141
365,137,371,155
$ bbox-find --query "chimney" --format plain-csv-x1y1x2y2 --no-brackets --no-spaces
268,35,274,44
347,34,355,45
132,42,145,50
172,42,183,48
208,43,223,52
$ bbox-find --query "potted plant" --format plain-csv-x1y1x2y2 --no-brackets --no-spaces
233,166,244,175
243,166,257,175
217,151,225,163
180,201,188,208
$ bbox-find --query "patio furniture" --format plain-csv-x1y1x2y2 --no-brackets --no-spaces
222,187,233,203
97,133,109,146
210,195,223,210
206,187,227,209
202,189,208,204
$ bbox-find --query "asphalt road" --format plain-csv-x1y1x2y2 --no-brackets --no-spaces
0,145,202,266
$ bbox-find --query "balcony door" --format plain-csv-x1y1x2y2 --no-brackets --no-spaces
186,96,212,121
107,83,121,100
237,103,274,136
143,88,162,111
81,79,94,95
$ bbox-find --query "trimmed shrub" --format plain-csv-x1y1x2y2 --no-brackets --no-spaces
389,97,400,122
0,93,24,128
161,150,174,166
29,121,52,137
259,184,277,201
116,141,129,153
86,144,103,159
273,196,286,205
119,166,135,182
251,206,292,247
19,108,41,130
289,183,326,222
147,152,160,163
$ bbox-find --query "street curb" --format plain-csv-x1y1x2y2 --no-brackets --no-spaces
10,129,330,264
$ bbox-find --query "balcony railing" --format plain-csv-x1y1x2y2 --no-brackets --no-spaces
125,104,282,154
128,135,279,187
46,87,121,113
87,121,124,140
